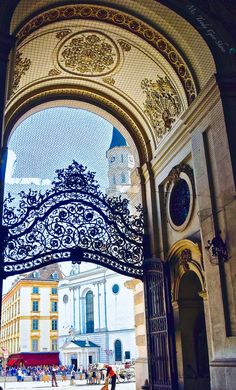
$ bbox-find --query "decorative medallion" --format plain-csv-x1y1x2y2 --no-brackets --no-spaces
141,76,182,142
48,68,61,76
166,164,195,231
58,32,119,76
56,29,72,40
179,249,192,271
118,40,131,51
15,4,197,103
103,76,116,85
12,51,31,93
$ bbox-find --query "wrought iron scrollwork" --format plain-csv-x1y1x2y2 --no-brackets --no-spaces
2,161,144,278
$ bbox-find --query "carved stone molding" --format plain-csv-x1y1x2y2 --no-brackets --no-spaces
198,290,207,300
15,4,197,103
12,51,31,93
48,68,61,76
165,163,194,202
141,76,182,142
58,32,119,76
102,76,115,85
179,248,192,271
5,86,149,164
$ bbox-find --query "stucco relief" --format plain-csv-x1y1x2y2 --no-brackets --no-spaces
141,76,182,142
15,4,197,103
12,51,31,94
58,32,119,76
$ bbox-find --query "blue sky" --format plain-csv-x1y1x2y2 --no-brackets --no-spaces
5,106,114,196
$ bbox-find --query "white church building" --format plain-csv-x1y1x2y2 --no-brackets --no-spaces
58,128,137,369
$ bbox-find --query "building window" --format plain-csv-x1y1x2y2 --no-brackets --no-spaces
112,176,116,185
121,154,124,163
33,271,40,278
52,272,58,280
32,286,39,294
121,173,126,183
125,351,131,360
32,339,38,352
86,291,94,333
114,339,122,362
32,319,39,330
52,319,58,331
51,339,58,351
112,284,120,294
32,301,39,312
51,287,57,294
51,302,58,312
63,294,69,304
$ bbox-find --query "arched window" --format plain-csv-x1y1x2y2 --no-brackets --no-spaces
114,339,122,362
86,291,94,333
112,175,116,185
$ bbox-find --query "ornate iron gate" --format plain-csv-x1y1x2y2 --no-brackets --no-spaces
1,161,144,278
143,259,178,389
0,161,178,388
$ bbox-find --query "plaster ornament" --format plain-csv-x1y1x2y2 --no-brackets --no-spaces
141,76,182,142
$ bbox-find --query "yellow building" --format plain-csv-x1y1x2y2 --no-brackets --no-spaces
1,265,63,354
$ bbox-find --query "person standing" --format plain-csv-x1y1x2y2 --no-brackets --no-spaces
104,364,117,390
51,365,58,387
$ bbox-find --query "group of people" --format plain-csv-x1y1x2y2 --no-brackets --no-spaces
0,363,119,389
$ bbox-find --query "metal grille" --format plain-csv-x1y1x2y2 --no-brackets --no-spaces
2,161,144,278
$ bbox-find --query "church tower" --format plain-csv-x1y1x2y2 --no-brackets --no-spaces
106,127,135,199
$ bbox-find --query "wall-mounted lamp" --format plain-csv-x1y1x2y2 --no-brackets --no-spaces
206,231,229,264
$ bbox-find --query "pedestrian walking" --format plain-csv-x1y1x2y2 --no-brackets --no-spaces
51,365,58,387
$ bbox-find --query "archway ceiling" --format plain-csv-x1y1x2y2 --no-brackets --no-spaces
5,1,215,160
10,0,216,89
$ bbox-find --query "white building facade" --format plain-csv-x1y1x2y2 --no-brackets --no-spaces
58,264,136,368
58,128,137,369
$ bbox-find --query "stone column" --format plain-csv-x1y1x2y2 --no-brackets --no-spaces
77,286,81,333
138,163,159,257
172,300,184,389
80,297,85,334
216,75,236,189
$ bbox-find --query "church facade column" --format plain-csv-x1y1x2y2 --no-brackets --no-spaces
77,286,81,334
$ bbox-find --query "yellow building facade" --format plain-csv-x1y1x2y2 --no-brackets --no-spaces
1,265,62,355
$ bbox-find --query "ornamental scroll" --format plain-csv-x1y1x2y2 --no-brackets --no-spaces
2,162,144,279
141,76,182,142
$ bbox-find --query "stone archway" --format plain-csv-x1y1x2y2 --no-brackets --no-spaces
167,240,210,389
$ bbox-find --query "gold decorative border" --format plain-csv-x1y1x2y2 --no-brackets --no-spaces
15,4,197,104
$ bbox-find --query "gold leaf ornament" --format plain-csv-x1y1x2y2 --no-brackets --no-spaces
59,33,118,75
141,76,182,142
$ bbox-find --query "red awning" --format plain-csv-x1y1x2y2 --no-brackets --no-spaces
7,352,59,367
7,358,22,367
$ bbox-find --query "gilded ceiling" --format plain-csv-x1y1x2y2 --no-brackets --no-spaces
5,1,216,159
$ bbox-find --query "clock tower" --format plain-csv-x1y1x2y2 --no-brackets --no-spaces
106,127,135,199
